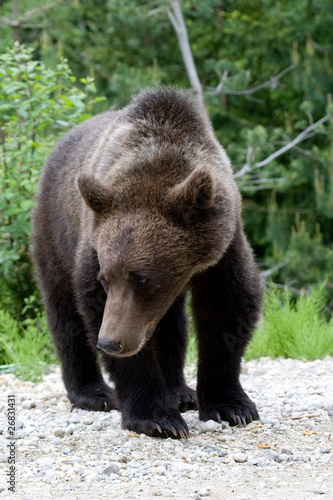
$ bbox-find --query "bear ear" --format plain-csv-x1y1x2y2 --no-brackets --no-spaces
76,173,113,215
169,167,215,219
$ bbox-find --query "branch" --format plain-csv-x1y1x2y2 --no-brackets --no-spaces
268,282,303,295
20,23,51,29
205,65,295,96
234,113,331,179
18,0,64,23
167,0,205,108
0,1,63,31
260,260,291,278
0,16,12,26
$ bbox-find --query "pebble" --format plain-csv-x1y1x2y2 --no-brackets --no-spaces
56,401,72,413
22,400,35,409
233,453,248,463
263,450,280,462
91,421,104,431
54,428,66,437
196,488,210,496
36,457,55,467
199,420,221,433
0,357,332,497
102,464,120,476
171,461,192,473
256,481,267,490
280,447,292,455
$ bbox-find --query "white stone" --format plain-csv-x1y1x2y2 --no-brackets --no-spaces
233,453,248,463
256,481,267,490
54,428,66,438
200,420,221,433
56,401,71,413
263,450,279,461
171,461,192,473
197,488,210,496
36,457,55,467
91,421,104,431
22,400,36,409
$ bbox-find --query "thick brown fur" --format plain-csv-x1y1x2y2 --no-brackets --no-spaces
32,87,263,438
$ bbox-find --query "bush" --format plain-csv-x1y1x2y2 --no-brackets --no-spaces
0,42,104,319
246,284,333,360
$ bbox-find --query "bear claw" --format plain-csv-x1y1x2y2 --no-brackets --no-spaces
199,388,259,427
122,411,189,439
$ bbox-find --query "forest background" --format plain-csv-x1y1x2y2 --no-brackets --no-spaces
0,0,333,377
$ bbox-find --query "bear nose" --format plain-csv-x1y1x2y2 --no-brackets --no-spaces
96,338,122,354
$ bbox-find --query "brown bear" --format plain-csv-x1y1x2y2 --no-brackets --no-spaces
32,87,262,439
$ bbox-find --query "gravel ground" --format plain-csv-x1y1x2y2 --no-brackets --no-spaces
0,356,332,499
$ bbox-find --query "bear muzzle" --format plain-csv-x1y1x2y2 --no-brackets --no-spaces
96,338,122,355
96,288,156,357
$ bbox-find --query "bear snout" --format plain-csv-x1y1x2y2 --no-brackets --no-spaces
96,338,122,355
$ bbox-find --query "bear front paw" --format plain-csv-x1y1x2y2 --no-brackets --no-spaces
199,389,259,427
67,381,117,412
122,409,189,439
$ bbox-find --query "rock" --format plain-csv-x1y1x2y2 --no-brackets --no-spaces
233,453,248,463
197,488,210,496
54,428,66,438
43,469,55,483
171,461,192,473
276,454,290,463
319,447,330,454
91,421,104,431
199,420,221,433
279,447,292,455
56,401,72,413
263,450,279,461
0,453,7,463
22,400,36,409
260,417,278,426
103,464,120,476
123,440,134,450
36,457,55,467
256,482,267,490
155,466,166,474
218,450,228,457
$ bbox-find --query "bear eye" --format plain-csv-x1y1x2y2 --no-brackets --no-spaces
130,273,149,290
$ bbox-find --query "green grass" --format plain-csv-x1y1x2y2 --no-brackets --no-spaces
245,284,333,360
0,308,56,381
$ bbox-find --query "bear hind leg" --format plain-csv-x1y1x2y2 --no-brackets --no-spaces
154,293,198,413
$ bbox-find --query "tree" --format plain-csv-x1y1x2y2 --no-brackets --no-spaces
0,43,103,318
